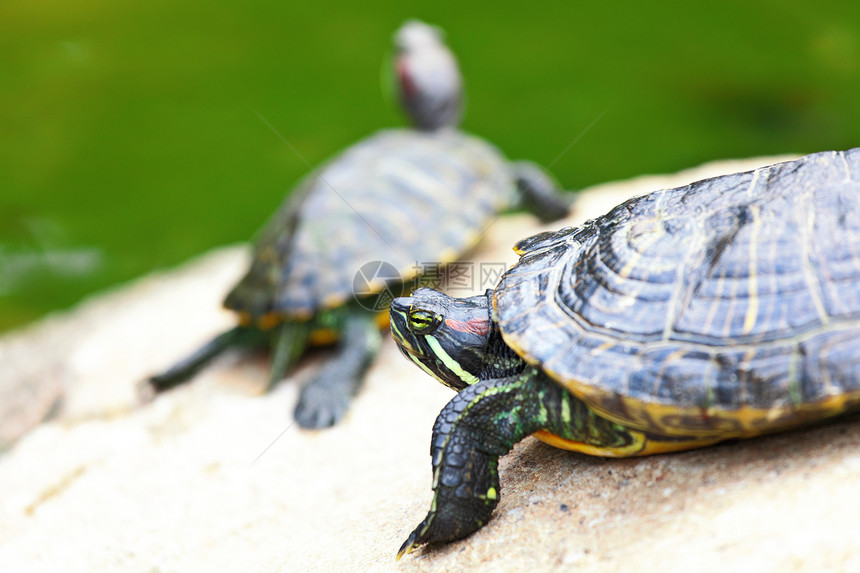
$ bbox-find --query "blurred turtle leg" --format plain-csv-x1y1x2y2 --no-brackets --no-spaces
293,312,381,429
267,322,310,391
144,326,263,395
511,160,572,222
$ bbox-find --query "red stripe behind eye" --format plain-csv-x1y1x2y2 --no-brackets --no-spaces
397,59,416,98
445,317,490,336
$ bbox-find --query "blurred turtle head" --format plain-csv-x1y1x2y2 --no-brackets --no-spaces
392,20,464,131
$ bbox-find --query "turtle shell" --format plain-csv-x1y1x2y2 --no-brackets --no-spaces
226,128,516,322
496,148,860,438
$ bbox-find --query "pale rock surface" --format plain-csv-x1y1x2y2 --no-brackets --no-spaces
3,155,859,573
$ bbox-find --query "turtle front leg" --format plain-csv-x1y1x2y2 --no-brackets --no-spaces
398,367,637,558
398,370,549,558
512,160,572,222
293,312,381,428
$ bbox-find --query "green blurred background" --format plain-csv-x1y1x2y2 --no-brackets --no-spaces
1,0,858,332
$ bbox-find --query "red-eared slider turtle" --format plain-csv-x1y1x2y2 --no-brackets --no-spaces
389,148,860,556
145,20,571,428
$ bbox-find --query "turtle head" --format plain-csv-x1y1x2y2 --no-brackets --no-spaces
390,287,491,391
393,20,463,131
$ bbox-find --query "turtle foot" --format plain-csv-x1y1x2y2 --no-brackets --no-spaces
293,371,355,429
395,488,494,559
293,389,350,429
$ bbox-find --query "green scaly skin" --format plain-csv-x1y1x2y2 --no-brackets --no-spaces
389,288,635,558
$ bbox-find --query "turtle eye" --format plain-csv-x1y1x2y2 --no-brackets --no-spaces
408,309,441,334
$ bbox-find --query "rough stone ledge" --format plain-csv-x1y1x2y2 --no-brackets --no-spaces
4,155,857,573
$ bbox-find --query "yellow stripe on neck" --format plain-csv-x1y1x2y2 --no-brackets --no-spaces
426,335,479,386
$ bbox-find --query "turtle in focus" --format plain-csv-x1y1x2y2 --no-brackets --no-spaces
390,148,860,556
144,20,571,429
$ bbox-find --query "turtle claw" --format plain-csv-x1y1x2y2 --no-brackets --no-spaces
396,514,434,560
396,531,418,561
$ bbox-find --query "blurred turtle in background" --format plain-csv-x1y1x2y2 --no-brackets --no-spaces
145,20,571,429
